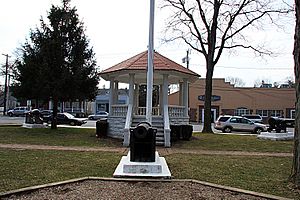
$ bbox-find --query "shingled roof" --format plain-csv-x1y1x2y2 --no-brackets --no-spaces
99,51,200,84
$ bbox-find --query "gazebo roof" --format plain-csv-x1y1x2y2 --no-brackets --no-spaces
99,51,200,84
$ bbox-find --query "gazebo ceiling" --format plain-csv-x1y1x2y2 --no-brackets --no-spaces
99,51,201,84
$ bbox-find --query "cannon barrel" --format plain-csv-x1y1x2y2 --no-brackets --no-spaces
129,122,157,162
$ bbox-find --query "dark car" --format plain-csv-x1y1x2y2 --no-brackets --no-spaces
40,110,53,117
44,112,87,126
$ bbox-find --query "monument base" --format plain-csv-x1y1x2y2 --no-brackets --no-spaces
113,151,171,178
22,123,48,129
257,131,294,141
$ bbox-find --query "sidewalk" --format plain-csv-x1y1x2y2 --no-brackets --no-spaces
0,143,293,157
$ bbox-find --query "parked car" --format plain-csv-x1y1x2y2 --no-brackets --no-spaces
88,111,108,120
43,112,87,126
7,107,29,117
214,115,267,134
39,110,53,117
242,114,263,123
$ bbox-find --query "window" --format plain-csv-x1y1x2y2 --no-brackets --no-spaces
256,110,283,117
234,107,250,116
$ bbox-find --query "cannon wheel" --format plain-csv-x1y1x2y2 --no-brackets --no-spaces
254,127,263,134
222,126,232,133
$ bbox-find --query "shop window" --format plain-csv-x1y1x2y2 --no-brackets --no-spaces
234,107,250,116
256,109,283,117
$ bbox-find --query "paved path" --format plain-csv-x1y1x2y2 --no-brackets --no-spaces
0,143,293,157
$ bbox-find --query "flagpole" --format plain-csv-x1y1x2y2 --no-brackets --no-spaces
146,0,155,124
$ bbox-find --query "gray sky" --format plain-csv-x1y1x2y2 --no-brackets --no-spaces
0,0,295,87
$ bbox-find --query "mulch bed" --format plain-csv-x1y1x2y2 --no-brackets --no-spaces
1,179,275,200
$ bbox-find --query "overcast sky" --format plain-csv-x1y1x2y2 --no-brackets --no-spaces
0,0,295,87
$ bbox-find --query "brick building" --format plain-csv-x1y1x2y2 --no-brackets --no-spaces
169,78,295,123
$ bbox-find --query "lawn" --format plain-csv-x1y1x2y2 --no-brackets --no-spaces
0,127,122,147
174,133,294,153
0,149,298,199
0,127,298,199
0,127,294,153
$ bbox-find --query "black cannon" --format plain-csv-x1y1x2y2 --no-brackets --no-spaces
25,109,43,124
267,117,287,133
129,122,157,162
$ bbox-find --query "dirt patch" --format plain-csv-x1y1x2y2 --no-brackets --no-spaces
2,180,273,200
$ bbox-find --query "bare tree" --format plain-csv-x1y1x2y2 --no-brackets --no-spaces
292,0,300,188
163,0,292,133
225,76,245,87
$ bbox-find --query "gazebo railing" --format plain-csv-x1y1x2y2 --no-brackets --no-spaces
168,105,185,117
110,105,185,118
136,107,161,116
110,105,128,116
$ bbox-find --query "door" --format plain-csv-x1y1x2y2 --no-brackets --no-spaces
201,109,217,123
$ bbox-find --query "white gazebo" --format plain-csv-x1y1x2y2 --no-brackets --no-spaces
99,51,200,147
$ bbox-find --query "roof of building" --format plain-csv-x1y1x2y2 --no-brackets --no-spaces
99,51,200,84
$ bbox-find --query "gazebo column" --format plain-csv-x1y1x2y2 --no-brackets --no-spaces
182,78,189,117
134,83,139,115
159,84,163,115
123,73,135,146
109,78,115,115
162,74,171,147
179,82,183,106
114,81,119,104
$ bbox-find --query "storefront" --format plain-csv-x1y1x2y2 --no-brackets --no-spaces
169,78,295,123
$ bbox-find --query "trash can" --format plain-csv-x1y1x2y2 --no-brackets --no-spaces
181,125,193,140
170,125,182,142
96,118,108,138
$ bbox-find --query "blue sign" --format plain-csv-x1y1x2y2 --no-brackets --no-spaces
198,95,221,102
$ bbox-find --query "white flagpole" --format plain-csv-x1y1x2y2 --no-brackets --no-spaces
146,0,155,124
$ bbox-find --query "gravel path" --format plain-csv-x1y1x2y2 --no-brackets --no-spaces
0,143,293,157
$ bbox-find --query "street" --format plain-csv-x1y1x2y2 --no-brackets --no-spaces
0,115,294,134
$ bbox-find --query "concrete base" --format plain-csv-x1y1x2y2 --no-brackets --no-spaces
257,131,294,141
113,151,171,178
22,123,48,129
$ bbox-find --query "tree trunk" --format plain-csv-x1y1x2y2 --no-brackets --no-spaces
291,0,300,187
202,62,214,133
51,97,58,129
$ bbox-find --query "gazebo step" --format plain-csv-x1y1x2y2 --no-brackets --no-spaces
155,141,165,146
131,116,165,146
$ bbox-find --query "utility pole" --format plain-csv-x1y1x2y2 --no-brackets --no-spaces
186,50,190,69
182,49,190,69
2,54,10,115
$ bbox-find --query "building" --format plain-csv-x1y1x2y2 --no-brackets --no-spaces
169,78,295,123
94,89,129,113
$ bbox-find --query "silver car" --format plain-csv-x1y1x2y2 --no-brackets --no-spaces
214,115,267,134
7,106,29,117
88,111,108,120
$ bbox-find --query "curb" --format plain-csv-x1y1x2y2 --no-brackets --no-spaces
0,177,293,200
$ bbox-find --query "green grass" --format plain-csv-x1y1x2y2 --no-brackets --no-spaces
0,149,121,193
172,133,294,153
166,153,298,199
0,127,122,147
0,127,298,198
0,149,299,199
0,127,293,153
